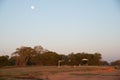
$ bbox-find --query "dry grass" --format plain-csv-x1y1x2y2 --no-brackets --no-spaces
0,66,119,80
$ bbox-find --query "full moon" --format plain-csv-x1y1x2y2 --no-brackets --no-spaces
31,5,35,10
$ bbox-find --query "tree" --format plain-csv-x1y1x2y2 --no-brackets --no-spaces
40,51,59,66
87,53,102,65
68,53,79,65
11,45,103,66
111,60,120,66
58,54,68,65
12,46,36,66
101,61,109,66
8,56,16,66
31,53,43,65
67,52,102,66
34,45,49,54
0,55,9,67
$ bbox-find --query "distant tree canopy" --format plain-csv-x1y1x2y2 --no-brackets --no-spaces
101,61,110,66
67,52,102,66
111,60,120,66
0,45,108,67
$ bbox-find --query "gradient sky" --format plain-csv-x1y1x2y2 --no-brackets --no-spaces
0,0,120,62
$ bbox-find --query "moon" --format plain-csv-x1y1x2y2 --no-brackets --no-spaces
31,5,35,10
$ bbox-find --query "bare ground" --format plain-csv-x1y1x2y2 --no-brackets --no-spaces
0,66,120,80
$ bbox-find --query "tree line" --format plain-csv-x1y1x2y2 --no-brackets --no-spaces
0,45,118,67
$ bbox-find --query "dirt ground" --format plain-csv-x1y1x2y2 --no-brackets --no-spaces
47,71,120,80
43,68,120,80
0,66,120,80
39,67,120,80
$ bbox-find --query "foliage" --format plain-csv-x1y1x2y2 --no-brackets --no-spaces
0,45,104,66
8,56,16,66
101,61,109,66
111,60,120,66
31,51,59,66
0,55,9,67
68,52,102,66
12,46,37,66
40,52,59,66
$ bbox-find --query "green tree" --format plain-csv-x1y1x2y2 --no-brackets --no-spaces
12,46,36,66
111,60,120,66
0,55,9,67
67,52,102,66
101,61,109,66
41,51,59,66
31,53,43,65
8,56,16,66
68,53,78,65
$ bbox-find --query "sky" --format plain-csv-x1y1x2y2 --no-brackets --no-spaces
0,0,120,62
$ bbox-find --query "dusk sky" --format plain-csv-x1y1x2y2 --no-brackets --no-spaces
0,0,120,62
